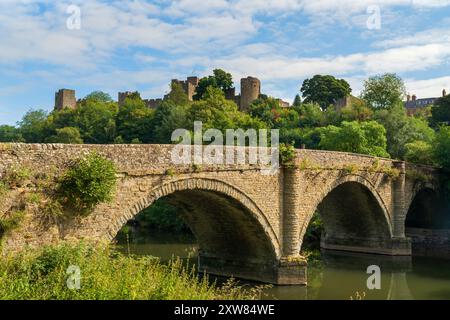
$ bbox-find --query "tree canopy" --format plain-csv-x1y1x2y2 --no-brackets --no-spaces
300,75,351,110
360,73,406,109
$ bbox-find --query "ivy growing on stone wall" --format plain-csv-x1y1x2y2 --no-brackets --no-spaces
58,152,117,213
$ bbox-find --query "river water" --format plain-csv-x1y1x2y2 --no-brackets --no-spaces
115,230,450,300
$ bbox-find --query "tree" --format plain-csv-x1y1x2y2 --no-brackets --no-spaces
193,69,233,100
431,94,450,126
116,96,154,143
70,99,118,144
433,126,450,169
319,121,389,157
17,109,51,143
404,141,434,165
375,103,435,159
300,75,351,110
0,125,24,142
298,103,324,127
46,127,83,144
361,73,406,109
166,82,190,106
293,94,302,107
339,97,373,122
84,91,113,103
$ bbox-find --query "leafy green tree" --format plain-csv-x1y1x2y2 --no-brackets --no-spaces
193,69,233,100
319,121,389,157
46,127,83,144
166,82,190,105
339,98,373,122
300,75,351,110
152,101,190,143
375,103,435,159
17,109,52,143
431,94,450,126
84,91,113,103
361,73,406,109
404,141,434,165
293,94,302,107
433,126,450,169
298,103,324,127
116,96,154,143
72,99,118,144
0,125,24,142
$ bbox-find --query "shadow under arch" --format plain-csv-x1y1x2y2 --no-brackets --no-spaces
302,175,396,255
108,178,282,283
406,186,444,229
406,185,450,258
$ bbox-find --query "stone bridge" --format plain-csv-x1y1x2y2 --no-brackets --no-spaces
0,144,448,285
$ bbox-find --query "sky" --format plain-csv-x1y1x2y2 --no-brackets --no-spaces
1,0,450,125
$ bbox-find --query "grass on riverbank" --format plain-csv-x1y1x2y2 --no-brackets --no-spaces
0,243,265,300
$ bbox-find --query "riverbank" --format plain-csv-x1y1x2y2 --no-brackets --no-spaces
0,243,265,300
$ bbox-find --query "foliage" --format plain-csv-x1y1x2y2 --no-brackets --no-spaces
17,110,51,143
0,243,262,300
115,96,154,143
4,165,32,188
300,75,351,110
134,200,190,233
279,143,296,165
46,127,83,144
343,164,359,174
404,140,435,165
433,125,450,169
360,73,406,109
303,212,323,250
58,153,117,212
0,125,24,142
318,121,389,157
193,69,233,100
0,211,25,239
431,94,450,126
83,91,113,103
374,103,435,159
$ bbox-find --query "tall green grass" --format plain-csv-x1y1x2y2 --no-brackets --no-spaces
0,243,263,300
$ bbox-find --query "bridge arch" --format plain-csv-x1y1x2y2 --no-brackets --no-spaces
406,184,443,229
300,174,393,254
106,178,281,262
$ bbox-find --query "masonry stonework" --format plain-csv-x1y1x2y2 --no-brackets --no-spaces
0,144,445,284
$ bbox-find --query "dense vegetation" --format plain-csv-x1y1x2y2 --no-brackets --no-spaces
0,243,263,300
1,71,449,171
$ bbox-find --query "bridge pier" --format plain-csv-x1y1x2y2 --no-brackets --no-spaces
198,254,307,285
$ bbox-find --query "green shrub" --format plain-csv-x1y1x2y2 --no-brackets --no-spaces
279,143,296,165
0,181,7,196
58,152,117,212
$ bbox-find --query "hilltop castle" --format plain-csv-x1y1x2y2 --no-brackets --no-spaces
55,75,290,112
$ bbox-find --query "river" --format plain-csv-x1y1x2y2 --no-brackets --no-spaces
115,229,450,300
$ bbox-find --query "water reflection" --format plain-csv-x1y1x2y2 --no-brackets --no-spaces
115,229,450,300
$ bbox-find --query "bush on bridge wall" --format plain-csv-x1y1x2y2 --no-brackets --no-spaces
58,152,117,213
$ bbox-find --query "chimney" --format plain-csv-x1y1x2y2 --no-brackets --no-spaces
443,89,447,97
407,94,411,102
412,94,417,102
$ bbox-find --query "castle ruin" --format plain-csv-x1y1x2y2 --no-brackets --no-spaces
55,74,289,112
54,89,77,110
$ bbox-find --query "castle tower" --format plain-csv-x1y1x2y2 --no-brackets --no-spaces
171,77,199,101
443,89,447,97
118,92,133,107
240,76,261,111
55,89,77,110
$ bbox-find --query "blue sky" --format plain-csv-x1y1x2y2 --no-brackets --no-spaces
1,0,450,125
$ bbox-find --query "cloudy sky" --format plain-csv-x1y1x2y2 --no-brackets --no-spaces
1,0,450,125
